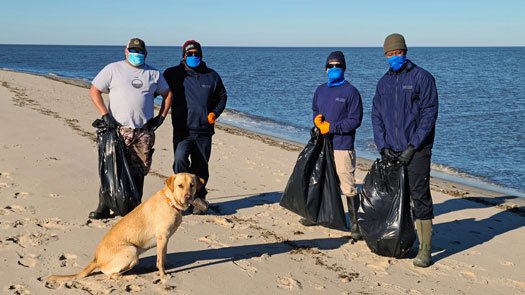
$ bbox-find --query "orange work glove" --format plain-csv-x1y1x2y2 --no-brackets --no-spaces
208,113,217,124
318,121,330,134
314,114,324,127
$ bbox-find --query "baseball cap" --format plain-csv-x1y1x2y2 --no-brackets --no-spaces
127,38,147,53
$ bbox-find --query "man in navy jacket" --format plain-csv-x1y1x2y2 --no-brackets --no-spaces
163,40,227,214
311,51,364,241
372,34,438,267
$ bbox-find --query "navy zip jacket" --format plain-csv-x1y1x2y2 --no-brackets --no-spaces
312,81,363,150
163,61,227,135
371,60,438,153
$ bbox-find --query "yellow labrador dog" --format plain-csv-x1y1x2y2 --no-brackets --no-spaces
48,173,204,280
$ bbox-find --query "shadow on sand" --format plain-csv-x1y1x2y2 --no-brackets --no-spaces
130,237,348,275
431,195,525,263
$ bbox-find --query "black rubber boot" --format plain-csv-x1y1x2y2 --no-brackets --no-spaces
346,195,363,241
88,189,111,219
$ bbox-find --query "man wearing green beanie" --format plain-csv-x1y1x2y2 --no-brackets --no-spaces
371,33,439,267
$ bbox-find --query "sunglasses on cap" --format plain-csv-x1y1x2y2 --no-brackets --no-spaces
326,63,343,69
128,48,146,55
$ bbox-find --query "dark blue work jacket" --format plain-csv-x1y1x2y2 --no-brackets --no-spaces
312,81,363,150
164,61,227,136
371,60,438,152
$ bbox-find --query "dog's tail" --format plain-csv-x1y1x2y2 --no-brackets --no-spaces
47,259,98,281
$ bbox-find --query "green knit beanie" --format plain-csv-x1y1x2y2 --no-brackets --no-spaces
384,33,407,54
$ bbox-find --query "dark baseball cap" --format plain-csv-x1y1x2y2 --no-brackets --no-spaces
127,38,147,53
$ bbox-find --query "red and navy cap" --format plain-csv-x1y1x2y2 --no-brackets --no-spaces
182,40,202,57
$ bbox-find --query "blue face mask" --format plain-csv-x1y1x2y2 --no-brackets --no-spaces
186,56,201,68
128,53,145,66
388,55,407,71
327,67,345,86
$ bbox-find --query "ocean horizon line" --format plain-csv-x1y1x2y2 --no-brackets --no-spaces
2,43,525,48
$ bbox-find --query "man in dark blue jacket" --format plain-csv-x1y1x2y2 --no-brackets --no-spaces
311,51,364,240
372,33,438,267
163,40,227,214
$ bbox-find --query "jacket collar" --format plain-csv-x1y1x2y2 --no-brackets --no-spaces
387,59,416,75
181,60,207,75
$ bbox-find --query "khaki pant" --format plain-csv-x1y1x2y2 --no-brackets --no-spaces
333,150,357,197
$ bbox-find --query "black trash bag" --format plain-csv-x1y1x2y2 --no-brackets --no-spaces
93,119,140,216
280,127,348,231
357,159,416,258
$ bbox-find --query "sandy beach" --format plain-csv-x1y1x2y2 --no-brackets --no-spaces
1,69,524,294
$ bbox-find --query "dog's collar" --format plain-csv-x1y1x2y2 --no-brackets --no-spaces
165,196,183,212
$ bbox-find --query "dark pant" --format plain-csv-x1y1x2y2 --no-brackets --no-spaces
173,133,212,199
407,147,434,220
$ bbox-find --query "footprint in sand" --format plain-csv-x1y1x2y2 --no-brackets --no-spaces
232,259,257,278
500,260,514,266
64,281,97,293
13,192,30,200
460,271,477,280
56,253,79,267
124,284,142,292
0,205,36,216
16,251,40,268
197,234,229,248
207,216,234,228
7,284,31,295
276,274,302,291
7,232,59,248
11,218,69,230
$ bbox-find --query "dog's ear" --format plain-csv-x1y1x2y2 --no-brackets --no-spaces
194,175,205,191
165,174,177,192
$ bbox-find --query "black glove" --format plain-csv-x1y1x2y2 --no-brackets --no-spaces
144,115,165,131
102,113,120,129
399,145,416,166
381,148,396,162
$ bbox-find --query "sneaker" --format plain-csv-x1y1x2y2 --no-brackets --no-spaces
299,218,317,226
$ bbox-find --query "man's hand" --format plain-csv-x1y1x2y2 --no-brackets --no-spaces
314,114,324,127
381,148,396,162
318,121,330,134
399,145,416,165
102,113,120,129
144,115,165,131
208,113,217,124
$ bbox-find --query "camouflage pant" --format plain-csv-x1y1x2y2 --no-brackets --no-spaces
119,127,155,176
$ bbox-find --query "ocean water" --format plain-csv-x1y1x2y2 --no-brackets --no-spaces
1,45,524,196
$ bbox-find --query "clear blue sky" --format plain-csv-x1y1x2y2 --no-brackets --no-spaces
1,0,524,46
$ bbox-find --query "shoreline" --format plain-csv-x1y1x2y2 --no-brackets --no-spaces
4,68,524,200
3,68,524,212
1,68,524,294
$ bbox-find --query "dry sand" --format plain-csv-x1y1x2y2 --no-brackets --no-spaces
0,69,524,295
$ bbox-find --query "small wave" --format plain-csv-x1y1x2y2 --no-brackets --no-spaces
48,72,62,77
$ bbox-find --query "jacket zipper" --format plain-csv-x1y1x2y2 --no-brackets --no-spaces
395,73,399,151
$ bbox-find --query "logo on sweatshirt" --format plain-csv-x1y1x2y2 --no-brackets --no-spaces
402,85,413,90
201,84,211,88
335,97,345,102
131,79,143,89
